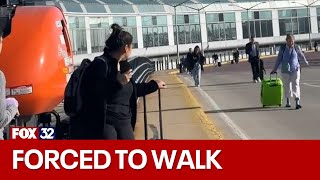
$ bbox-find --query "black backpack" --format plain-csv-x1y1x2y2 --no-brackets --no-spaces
64,56,111,117
64,58,91,117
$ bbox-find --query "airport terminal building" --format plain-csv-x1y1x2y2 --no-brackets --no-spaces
33,0,320,64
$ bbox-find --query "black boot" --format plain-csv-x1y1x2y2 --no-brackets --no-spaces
286,98,291,108
296,98,302,109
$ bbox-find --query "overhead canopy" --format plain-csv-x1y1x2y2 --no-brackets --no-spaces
7,0,318,14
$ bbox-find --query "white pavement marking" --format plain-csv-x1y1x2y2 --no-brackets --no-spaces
303,83,320,88
181,75,251,140
304,80,320,82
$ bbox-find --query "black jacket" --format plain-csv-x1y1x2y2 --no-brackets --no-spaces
245,42,260,62
70,54,118,139
190,52,205,70
129,79,158,131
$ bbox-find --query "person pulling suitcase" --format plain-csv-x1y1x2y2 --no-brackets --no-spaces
270,34,309,109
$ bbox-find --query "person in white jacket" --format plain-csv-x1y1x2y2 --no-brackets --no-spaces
0,30,19,140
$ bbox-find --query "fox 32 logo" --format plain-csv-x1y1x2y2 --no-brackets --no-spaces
11,127,56,140
39,128,55,140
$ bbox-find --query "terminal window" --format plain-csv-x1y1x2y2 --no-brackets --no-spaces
278,8,309,36
113,16,138,48
207,12,236,41
173,14,201,45
89,17,109,53
317,7,320,32
241,11,273,39
142,16,169,48
68,16,87,55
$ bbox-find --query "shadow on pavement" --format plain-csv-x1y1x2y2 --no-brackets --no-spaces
197,81,253,87
165,82,184,86
141,106,201,113
204,106,295,113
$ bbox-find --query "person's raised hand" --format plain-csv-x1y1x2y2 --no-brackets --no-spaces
155,80,167,89
117,69,133,85
6,98,19,108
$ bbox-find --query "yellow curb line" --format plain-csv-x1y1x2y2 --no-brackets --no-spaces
171,73,224,140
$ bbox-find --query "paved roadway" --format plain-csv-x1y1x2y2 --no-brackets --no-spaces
180,52,320,139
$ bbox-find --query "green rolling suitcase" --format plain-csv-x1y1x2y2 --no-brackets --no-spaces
261,73,283,107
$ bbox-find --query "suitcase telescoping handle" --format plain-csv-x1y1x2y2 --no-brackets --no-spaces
270,72,278,80
143,95,148,140
158,89,163,140
143,89,164,140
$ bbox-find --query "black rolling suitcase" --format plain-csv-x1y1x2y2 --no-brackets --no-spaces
143,89,164,140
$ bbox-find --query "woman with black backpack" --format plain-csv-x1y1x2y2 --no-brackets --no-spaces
71,24,140,140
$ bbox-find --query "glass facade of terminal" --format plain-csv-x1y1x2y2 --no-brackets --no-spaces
317,8,320,32
113,16,138,48
278,8,310,36
173,14,201,45
242,11,273,39
63,1,319,55
142,16,169,47
207,12,237,41
89,17,109,53
68,16,87,55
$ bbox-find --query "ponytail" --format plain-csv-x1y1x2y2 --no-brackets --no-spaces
103,23,133,54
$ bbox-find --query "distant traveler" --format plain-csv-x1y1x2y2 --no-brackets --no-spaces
233,49,240,64
245,37,260,83
0,30,19,140
212,53,218,66
271,34,309,109
186,48,193,74
190,46,203,87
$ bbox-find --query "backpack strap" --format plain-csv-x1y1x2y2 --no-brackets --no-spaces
280,44,287,62
294,45,301,63
95,55,112,78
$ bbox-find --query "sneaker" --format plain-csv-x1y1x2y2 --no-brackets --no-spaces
257,78,261,82
253,80,258,83
286,104,291,108
296,105,302,109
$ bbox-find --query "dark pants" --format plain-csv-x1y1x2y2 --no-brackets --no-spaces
103,118,134,140
259,70,264,80
250,58,260,81
235,57,239,64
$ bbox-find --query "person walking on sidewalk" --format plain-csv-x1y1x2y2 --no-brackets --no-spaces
186,48,193,74
233,48,240,64
245,37,260,83
191,46,203,87
271,34,309,109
